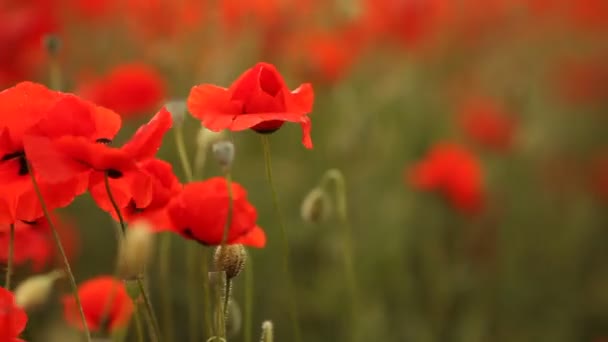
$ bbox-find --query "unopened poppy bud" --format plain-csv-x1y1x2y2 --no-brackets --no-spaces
212,141,235,171
166,100,187,126
260,320,274,342
117,220,155,280
213,244,247,280
15,270,64,310
43,34,61,55
301,187,333,223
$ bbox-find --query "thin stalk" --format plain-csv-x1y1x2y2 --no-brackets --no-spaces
104,174,161,342
320,169,359,340
201,250,213,338
28,162,91,341
260,136,301,342
216,172,234,339
187,243,199,342
5,223,15,289
243,260,253,342
134,309,145,342
158,234,174,342
174,123,193,182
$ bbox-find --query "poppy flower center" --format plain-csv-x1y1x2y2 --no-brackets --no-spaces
1,151,29,176
95,138,112,145
106,169,123,179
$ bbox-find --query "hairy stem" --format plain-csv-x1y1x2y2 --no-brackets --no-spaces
28,163,91,341
260,136,301,342
5,223,14,289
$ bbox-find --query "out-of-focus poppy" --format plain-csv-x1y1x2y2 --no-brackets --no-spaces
408,142,485,215
552,56,608,105
0,287,27,342
25,107,173,216
77,63,166,119
62,276,134,332
458,96,517,152
167,177,266,247
0,214,80,272
591,153,608,203
0,0,57,88
91,158,181,230
187,62,315,148
0,82,121,224
124,0,206,40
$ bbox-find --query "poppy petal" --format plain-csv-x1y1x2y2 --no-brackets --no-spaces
121,107,172,160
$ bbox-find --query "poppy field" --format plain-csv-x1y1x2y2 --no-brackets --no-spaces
2,1,608,341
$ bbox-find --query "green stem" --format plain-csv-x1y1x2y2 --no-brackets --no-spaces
319,169,359,340
5,223,14,289
174,123,193,182
28,162,91,341
244,260,253,342
260,136,301,342
159,234,174,342
222,278,232,333
104,174,161,342
134,309,145,342
201,250,213,338
187,244,199,342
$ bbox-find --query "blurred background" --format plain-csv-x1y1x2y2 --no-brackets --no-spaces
3,0,608,341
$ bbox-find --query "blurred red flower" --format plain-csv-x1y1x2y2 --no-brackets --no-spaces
0,82,121,224
552,56,608,105
0,0,57,88
408,143,485,214
25,108,173,218
187,62,315,148
77,63,166,119
0,287,27,342
167,177,266,247
63,276,134,332
458,96,517,152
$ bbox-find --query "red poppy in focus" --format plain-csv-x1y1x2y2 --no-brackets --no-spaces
0,287,27,342
25,107,173,216
458,96,517,152
91,158,181,230
0,82,121,224
167,177,266,247
408,143,485,214
63,276,134,332
77,63,166,119
187,62,315,148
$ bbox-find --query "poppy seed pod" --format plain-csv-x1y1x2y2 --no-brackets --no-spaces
300,187,333,223
15,270,65,310
213,244,247,280
260,320,274,342
166,100,187,126
212,141,235,170
117,220,155,280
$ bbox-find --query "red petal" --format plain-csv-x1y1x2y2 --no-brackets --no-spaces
234,225,266,248
121,107,172,160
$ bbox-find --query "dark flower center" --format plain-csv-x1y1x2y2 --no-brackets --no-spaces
96,138,112,145
182,227,210,246
1,151,28,176
128,199,145,213
106,169,123,179
21,220,38,226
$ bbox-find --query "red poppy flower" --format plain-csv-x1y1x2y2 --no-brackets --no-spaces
458,96,517,152
25,107,172,216
0,0,57,88
91,158,181,230
0,82,121,224
187,62,315,148
167,177,266,247
77,63,166,119
0,215,79,271
407,143,485,214
63,276,134,332
0,287,27,342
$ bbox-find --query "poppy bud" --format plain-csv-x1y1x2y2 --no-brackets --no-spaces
43,34,62,55
117,220,155,280
166,100,187,126
260,320,274,342
214,244,247,280
300,187,333,223
212,141,235,171
15,270,64,310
